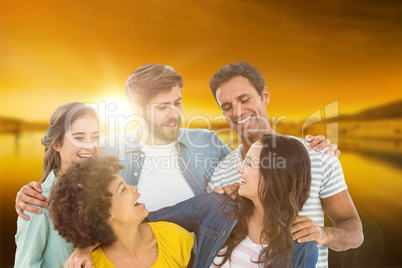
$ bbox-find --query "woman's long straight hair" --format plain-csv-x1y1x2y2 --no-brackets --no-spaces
216,134,312,268
40,102,98,183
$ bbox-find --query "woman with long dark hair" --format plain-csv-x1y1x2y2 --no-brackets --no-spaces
212,134,313,267
149,134,317,268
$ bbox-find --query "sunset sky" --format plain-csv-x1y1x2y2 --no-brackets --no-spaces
1,0,401,122
1,2,402,266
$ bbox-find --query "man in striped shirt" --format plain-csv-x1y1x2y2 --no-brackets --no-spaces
208,62,364,268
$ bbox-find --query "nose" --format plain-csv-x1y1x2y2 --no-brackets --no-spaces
237,161,244,174
232,102,244,119
167,105,180,119
82,139,97,151
131,185,138,193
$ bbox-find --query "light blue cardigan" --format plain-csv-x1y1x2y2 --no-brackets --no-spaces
14,170,74,268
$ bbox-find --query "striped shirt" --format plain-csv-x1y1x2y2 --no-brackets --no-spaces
210,237,266,268
209,137,348,268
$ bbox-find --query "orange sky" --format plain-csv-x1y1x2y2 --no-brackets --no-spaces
1,0,401,122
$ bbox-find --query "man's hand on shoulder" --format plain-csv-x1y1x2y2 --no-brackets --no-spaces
305,135,340,157
214,182,239,200
15,181,48,220
291,215,327,245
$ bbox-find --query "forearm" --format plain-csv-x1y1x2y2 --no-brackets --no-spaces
147,193,212,232
322,216,363,251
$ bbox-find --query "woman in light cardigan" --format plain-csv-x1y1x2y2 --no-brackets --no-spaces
14,102,100,268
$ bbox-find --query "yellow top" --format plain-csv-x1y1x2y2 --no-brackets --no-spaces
91,221,194,267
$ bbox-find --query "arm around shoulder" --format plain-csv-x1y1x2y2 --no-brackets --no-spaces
317,153,364,250
147,193,213,232
320,190,364,251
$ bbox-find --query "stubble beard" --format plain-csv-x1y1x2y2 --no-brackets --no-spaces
150,119,181,144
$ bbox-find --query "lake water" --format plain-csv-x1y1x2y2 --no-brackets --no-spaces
1,133,401,267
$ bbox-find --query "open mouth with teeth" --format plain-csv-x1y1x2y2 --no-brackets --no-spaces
164,122,179,129
133,195,145,208
240,178,247,185
236,116,253,126
78,153,94,159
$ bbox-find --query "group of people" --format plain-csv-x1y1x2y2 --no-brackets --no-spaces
14,62,364,268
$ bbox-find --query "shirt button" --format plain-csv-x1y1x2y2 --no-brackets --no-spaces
134,172,138,176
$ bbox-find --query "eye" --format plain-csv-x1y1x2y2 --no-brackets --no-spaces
92,134,100,142
221,105,232,112
121,187,126,193
156,105,168,110
175,101,182,107
240,97,250,104
74,136,84,141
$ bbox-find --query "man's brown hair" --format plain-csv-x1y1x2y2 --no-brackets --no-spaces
125,64,183,107
209,62,266,101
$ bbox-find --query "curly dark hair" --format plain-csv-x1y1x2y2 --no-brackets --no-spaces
48,155,124,248
216,134,312,268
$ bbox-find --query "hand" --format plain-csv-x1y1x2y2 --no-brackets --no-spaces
291,215,326,245
214,182,239,200
15,181,48,220
305,135,341,157
64,247,94,268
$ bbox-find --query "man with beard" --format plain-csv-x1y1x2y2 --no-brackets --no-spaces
102,64,231,211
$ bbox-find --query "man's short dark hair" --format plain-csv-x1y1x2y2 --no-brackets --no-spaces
49,155,124,248
125,64,184,106
209,62,266,100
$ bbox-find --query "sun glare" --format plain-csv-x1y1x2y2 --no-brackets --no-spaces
92,96,138,135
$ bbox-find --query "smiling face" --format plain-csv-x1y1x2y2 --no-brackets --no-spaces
108,175,149,225
237,141,263,204
54,115,100,174
140,85,183,145
216,76,270,145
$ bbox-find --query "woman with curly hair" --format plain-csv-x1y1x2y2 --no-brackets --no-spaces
14,102,100,268
49,155,194,268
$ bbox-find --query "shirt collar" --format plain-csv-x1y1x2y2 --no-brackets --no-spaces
125,128,188,154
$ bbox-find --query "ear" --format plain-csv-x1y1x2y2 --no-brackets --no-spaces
52,141,61,152
262,86,270,105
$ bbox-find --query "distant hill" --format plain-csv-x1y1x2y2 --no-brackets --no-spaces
333,99,402,122
0,117,48,134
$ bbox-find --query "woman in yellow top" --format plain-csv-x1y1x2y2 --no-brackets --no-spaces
48,155,193,268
